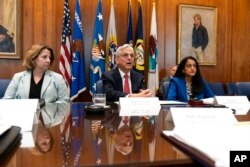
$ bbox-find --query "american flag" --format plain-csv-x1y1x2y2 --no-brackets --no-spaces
60,104,72,167
59,0,72,90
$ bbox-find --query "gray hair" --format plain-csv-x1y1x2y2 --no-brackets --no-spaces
115,44,134,56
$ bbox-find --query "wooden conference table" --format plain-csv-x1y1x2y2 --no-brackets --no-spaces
2,102,250,167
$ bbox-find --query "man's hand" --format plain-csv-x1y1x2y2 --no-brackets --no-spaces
130,89,153,97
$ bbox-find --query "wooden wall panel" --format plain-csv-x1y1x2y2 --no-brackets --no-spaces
231,0,250,81
157,0,167,79
0,0,249,100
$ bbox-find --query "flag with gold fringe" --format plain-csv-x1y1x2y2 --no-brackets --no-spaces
134,0,144,76
106,0,117,70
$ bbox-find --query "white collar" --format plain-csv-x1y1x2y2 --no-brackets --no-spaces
118,68,131,78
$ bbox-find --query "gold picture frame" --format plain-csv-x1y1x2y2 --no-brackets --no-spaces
0,0,21,59
177,4,217,65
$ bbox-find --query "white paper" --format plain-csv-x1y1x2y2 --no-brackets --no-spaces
166,107,238,128
0,99,39,132
21,131,35,147
215,96,250,115
201,97,215,104
119,97,161,116
0,125,11,136
163,122,250,167
159,100,187,105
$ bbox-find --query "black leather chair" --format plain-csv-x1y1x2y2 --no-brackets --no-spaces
96,80,103,94
0,79,11,98
208,82,225,96
162,81,170,100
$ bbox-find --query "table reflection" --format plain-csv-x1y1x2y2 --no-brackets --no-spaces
41,102,70,127
29,102,70,156
3,102,193,167
59,102,159,166
29,120,54,155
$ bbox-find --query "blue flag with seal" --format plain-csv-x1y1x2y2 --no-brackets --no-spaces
71,103,85,166
134,0,144,75
126,0,133,46
90,0,105,95
70,0,86,100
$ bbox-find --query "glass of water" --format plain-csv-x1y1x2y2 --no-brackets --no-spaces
93,94,106,107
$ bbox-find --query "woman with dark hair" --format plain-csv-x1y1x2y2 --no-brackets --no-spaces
167,56,214,102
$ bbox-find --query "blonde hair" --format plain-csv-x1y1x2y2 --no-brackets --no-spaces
22,44,54,70
193,13,202,20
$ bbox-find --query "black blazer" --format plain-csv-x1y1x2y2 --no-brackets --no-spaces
101,67,145,102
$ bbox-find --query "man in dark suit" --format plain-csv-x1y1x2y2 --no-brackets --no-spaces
192,14,208,62
102,44,152,102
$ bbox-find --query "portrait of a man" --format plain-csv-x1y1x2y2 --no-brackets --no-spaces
178,4,217,65
0,0,20,58
0,24,15,52
192,14,208,62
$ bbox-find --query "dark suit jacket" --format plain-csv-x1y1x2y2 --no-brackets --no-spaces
102,67,145,102
167,77,214,102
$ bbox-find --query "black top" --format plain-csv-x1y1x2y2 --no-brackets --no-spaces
192,25,208,51
29,71,45,99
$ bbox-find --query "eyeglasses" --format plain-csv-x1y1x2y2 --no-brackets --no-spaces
120,53,134,58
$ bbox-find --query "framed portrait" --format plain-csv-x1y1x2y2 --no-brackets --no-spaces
177,4,217,65
0,0,21,59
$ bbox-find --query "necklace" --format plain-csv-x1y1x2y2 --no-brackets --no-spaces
186,81,192,100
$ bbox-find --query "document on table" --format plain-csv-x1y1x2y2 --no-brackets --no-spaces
166,107,238,128
214,96,250,115
0,99,39,131
159,100,188,105
201,97,215,104
119,97,161,116
162,122,250,167
0,99,40,148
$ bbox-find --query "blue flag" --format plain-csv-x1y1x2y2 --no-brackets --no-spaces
71,103,85,166
134,0,144,75
126,0,133,46
70,0,86,100
90,0,105,95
